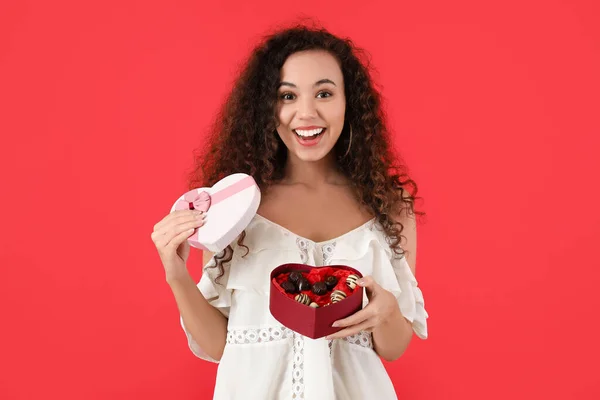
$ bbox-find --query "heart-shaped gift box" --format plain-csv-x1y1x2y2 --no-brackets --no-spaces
269,263,364,339
170,173,261,253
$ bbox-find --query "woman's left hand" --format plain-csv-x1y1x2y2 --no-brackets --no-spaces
326,276,400,340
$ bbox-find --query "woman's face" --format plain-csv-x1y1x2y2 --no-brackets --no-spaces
275,50,346,163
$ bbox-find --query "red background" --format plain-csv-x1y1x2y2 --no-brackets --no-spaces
1,0,599,399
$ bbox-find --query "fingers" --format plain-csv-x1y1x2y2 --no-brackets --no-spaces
153,209,203,232
167,226,196,251
357,275,375,287
153,210,204,238
326,318,376,340
332,308,372,328
357,276,380,298
153,210,180,232
164,218,205,248
151,210,206,249
326,276,388,340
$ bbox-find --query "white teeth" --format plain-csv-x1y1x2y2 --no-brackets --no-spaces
294,128,324,137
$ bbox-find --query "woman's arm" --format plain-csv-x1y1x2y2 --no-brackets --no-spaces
370,289,414,361
328,204,419,362
329,274,415,361
167,251,228,361
372,206,418,361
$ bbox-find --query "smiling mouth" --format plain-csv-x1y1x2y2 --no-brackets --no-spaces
293,128,326,140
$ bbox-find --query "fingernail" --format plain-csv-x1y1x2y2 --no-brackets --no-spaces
332,322,340,327
357,279,365,286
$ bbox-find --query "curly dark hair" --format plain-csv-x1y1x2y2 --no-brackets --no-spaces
187,24,424,278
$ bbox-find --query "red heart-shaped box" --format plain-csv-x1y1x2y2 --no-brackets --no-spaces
269,263,364,339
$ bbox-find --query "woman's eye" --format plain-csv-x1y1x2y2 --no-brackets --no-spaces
280,93,295,101
279,92,331,101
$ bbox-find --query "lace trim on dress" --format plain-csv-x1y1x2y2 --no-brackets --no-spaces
296,238,309,263
342,331,373,349
323,242,336,358
226,326,293,345
292,332,305,399
322,242,336,265
292,238,309,398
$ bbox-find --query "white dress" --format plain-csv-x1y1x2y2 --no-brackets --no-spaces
180,214,429,400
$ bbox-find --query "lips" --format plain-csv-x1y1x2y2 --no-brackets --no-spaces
293,129,325,147
293,127,325,139
294,125,324,130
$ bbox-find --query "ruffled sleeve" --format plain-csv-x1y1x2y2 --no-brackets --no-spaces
180,251,233,363
365,228,428,340
331,226,429,340
388,253,428,339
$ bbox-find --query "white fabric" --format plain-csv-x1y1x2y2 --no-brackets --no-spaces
180,214,429,400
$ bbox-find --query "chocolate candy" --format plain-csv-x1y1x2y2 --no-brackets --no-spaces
281,280,298,294
309,302,319,308
295,293,311,305
331,289,346,303
324,276,338,290
289,271,303,283
311,281,328,296
298,277,311,291
346,274,360,290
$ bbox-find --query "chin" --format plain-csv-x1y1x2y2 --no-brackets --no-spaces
289,142,336,163
293,150,331,162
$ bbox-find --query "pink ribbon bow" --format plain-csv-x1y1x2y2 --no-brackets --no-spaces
174,175,256,214
176,191,211,213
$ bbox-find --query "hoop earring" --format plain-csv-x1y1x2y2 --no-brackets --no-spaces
343,126,353,158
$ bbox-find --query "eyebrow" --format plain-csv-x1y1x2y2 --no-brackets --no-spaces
278,79,337,89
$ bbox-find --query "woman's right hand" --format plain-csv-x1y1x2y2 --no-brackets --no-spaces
151,209,206,280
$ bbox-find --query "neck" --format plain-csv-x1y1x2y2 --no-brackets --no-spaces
282,153,346,186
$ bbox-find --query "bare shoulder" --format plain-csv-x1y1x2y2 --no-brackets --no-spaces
256,185,280,217
202,251,214,266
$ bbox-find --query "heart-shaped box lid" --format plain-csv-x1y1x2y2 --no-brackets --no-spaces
170,173,261,253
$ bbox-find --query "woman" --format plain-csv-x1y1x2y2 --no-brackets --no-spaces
152,25,429,399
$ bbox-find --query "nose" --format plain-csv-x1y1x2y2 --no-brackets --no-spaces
297,97,317,119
